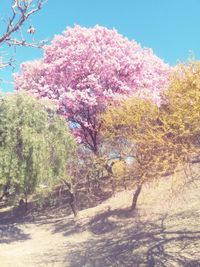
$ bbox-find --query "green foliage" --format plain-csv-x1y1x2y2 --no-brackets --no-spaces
0,92,76,200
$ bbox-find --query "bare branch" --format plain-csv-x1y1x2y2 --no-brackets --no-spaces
0,0,47,73
0,0,46,45
5,38,47,48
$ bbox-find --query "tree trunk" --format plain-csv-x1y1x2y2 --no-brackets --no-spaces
86,174,91,194
123,177,127,190
131,184,142,211
69,200,77,217
111,177,115,196
68,190,78,217
64,182,78,217
24,192,28,211
0,182,10,201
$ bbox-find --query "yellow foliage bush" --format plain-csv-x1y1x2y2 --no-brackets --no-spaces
102,61,200,187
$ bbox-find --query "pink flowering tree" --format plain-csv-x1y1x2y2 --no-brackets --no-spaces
14,25,170,154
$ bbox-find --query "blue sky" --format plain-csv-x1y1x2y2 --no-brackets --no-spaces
1,0,200,92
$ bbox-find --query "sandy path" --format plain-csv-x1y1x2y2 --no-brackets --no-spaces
0,221,68,267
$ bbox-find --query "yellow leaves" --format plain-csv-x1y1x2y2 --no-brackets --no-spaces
112,160,126,178
163,61,200,150
101,60,200,186
102,97,159,143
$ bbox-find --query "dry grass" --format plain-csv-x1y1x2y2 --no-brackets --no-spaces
0,165,200,266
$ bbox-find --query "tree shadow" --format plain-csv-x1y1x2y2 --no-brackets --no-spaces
0,205,32,224
0,224,30,244
51,208,132,238
0,200,72,225
52,217,81,236
0,187,112,226
59,208,200,267
88,208,135,235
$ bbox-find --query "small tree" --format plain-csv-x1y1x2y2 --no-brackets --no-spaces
0,92,76,208
102,98,165,209
102,61,200,210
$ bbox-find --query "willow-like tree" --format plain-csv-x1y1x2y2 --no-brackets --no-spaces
0,92,76,208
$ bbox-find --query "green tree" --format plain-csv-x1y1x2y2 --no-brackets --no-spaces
0,92,76,208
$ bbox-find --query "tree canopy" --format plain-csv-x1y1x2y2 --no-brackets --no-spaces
102,61,200,209
0,92,76,202
14,25,170,154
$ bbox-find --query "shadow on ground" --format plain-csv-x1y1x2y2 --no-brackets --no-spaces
0,223,30,244
0,204,30,244
52,208,200,267
0,201,71,225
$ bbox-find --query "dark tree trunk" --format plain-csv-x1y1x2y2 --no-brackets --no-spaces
86,174,91,194
64,182,78,217
123,177,127,190
68,191,78,217
105,162,115,195
111,177,115,195
131,184,142,211
0,183,10,201
24,192,28,211
69,200,77,217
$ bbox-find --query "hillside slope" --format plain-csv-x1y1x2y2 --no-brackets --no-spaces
0,165,200,267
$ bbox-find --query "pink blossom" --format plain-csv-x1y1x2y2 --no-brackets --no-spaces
14,25,171,153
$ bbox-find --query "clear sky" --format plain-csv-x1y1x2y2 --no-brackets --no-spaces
1,0,200,92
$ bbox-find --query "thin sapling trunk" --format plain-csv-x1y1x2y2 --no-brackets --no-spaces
131,184,142,211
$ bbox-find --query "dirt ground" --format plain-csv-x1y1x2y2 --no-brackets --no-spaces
1,169,200,267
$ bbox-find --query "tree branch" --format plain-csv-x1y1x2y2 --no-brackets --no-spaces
0,0,45,44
